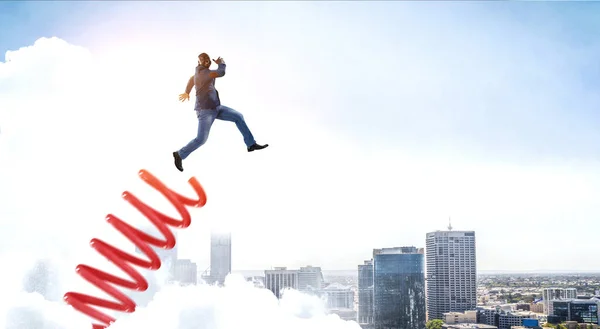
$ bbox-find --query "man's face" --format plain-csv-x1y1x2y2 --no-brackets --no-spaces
199,55,211,68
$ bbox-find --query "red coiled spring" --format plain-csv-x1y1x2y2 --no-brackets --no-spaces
63,169,207,329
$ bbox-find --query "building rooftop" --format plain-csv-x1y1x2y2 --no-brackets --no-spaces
323,282,352,290
509,311,538,317
551,298,600,303
443,311,477,315
373,246,424,255
443,324,497,329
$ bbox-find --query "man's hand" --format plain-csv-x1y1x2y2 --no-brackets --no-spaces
179,93,190,102
213,57,225,65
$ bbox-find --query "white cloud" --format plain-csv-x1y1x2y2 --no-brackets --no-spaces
109,275,359,329
0,257,359,329
0,36,362,329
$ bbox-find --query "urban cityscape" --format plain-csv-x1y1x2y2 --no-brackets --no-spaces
150,222,600,329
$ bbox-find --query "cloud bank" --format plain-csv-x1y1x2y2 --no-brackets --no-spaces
0,36,361,329
1,258,357,329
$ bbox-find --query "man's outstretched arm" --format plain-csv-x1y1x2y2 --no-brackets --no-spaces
179,76,194,102
209,63,226,78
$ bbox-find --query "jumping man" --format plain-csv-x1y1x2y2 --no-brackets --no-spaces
172,53,268,172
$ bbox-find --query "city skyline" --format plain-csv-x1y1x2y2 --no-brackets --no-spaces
168,221,600,273
120,219,600,274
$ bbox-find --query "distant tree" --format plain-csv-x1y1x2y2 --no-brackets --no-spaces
426,319,444,329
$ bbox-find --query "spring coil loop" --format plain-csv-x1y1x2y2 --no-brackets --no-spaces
63,169,207,329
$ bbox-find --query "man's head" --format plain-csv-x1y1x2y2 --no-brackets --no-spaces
198,53,211,68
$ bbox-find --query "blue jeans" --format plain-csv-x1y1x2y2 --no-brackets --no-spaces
177,105,256,160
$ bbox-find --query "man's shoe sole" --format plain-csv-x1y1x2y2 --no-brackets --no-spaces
173,152,184,172
248,144,269,152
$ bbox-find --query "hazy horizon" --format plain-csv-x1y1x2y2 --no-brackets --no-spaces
235,269,600,275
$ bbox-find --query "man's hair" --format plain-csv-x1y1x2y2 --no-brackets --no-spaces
198,53,209,59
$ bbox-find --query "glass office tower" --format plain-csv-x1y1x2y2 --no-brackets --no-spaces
373,247,426,329
358,259,374,324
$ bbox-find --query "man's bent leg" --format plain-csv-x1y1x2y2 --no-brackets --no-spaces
178,110,218,160
216,105,257,147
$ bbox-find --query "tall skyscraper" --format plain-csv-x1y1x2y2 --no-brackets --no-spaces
209,231,231,285
373,246,426,329
425,228,477,320
358,259,374,324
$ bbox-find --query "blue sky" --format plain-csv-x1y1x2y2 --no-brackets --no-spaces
2,1,600,273
2,1,599,164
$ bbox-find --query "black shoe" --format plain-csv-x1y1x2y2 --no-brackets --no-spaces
248,143,269,152
173,151,183,172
